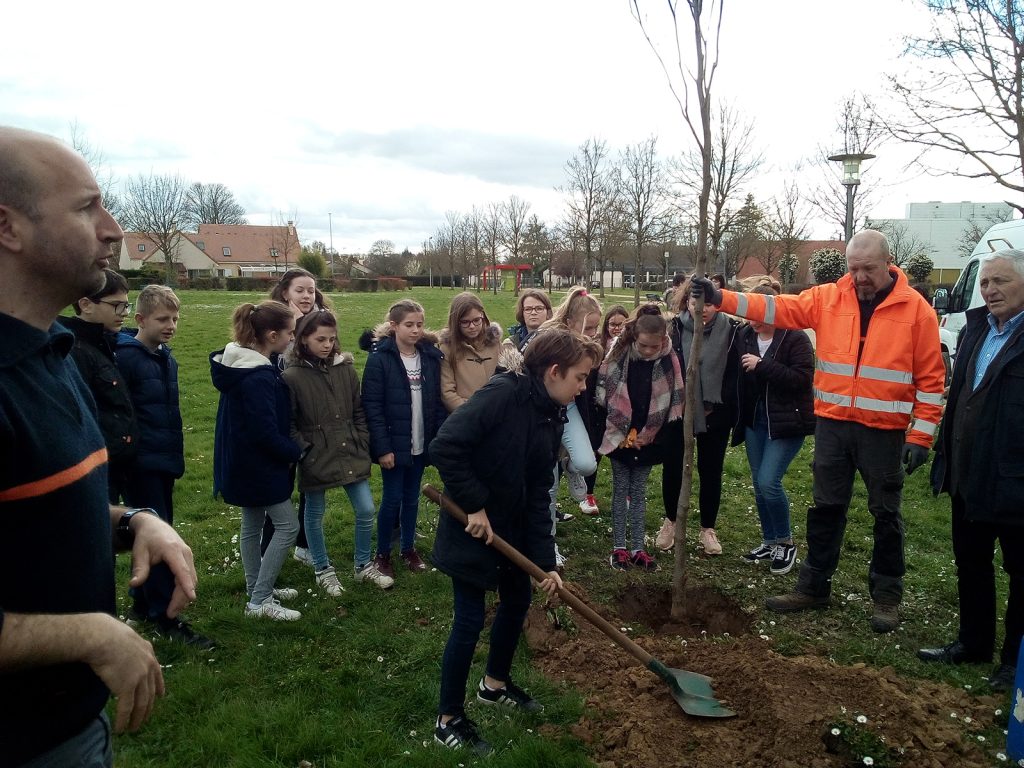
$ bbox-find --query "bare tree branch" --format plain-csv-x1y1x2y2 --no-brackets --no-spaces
119,173,189,287
883,0,1024,214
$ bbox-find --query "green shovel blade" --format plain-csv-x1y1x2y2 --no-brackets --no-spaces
648,659,737,718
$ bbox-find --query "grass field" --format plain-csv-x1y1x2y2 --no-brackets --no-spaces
109,287,1008,767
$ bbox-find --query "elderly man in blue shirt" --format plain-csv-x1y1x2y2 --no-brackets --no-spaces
919,248,1024,693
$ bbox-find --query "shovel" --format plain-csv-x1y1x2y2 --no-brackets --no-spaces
422,484,736,719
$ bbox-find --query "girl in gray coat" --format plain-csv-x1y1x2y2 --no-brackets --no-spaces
283,310,395,596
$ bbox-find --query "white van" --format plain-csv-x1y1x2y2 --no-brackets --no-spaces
932,219,1024,375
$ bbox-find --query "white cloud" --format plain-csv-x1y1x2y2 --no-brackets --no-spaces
0,0,1011,251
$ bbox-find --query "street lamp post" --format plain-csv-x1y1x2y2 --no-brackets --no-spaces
428,236,433,288
828,152,876,242
328,212,334,277
663,250,671,286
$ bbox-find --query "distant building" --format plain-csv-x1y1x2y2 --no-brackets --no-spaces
117,222,302,279
866,201,1014,283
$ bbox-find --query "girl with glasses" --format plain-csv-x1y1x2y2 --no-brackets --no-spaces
439,292,503,413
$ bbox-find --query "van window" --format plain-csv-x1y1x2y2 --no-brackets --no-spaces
949,259,979,313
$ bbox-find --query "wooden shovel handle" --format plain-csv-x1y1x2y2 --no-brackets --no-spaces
422,484,654,667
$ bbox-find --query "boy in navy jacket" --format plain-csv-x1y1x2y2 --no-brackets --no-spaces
117,285,211,648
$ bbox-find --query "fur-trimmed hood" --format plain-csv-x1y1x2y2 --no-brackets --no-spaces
359,324,440,352
285,350,355,368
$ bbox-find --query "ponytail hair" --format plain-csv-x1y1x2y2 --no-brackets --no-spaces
232,300,294,348
384,299,425,333
545,285,601,333
608,303,667,363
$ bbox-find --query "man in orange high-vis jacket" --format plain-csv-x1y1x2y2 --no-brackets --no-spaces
692,229,945,633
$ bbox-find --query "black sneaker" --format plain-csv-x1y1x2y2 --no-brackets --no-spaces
476,678,543,712
554,509,574,523
742,543,774,564
154,617,216,650
434,715,493,755
770,544,797,575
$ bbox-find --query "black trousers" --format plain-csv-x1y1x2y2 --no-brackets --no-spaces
661,420,731,528
952,493,1024,666
794,418,906,605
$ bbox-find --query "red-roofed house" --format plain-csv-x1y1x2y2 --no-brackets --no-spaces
117,222,302,278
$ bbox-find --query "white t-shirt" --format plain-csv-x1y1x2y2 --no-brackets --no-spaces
757,336,772,358
401,352,424,455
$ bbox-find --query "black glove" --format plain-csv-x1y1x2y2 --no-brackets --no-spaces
902,443,929,475
690,276,722,307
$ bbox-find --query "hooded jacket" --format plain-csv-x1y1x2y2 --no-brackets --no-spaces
282,352,371,491
361,330,445,467
731,325,817,444
116,328,184,476
59,315,137,464
430,371,563,589
439,321,503,412
211,342,302,507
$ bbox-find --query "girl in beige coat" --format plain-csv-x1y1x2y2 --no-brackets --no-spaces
439,292,502,412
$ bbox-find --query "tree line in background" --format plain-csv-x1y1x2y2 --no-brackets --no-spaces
73,1,1024,297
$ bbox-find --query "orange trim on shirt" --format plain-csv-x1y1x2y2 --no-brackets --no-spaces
0,448,108,502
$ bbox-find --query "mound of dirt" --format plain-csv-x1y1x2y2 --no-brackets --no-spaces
525,584,1003,768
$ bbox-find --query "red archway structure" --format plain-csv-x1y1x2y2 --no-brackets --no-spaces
481,264,533,291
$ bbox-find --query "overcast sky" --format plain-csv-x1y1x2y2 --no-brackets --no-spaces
1,0,1005,252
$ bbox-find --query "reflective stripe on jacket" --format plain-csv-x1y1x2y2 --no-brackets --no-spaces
718,266,944,447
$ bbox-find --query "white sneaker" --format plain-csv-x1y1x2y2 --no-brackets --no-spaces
245,597,301,621
272,587,299,601
579,494,599,515
565,470,588,502
315,566,345,597
354,561,395,590
655,519,675,551
699,527,722,556
555,545,568,568
293,547,314,567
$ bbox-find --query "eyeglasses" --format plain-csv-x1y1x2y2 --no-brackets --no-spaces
96,300,132,315
522,305,548,314
607,321,626,329
459,316,485,328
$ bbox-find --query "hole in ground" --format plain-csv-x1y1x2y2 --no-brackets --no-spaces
615,583,752,638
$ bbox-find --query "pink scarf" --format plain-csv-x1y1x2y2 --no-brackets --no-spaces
597,335,684,455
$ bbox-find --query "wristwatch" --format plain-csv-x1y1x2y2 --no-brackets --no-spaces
116,507,158,548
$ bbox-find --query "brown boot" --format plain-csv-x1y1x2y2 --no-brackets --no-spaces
870,602,899,633
765,590,830,613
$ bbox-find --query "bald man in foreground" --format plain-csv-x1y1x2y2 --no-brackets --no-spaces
0,127,198,767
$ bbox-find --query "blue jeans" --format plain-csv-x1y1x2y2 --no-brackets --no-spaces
23,713,111,768
240,499,298,605
438,569,533,718
743,408,804,544
377,453,426,555
304,481,377,571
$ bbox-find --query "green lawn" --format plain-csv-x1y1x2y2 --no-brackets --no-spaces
111,287,1004,767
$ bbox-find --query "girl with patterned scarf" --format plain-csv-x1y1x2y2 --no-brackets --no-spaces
596,304,684,571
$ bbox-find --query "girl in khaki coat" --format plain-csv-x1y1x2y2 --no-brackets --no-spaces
282,310,394,596
439,292,502,412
